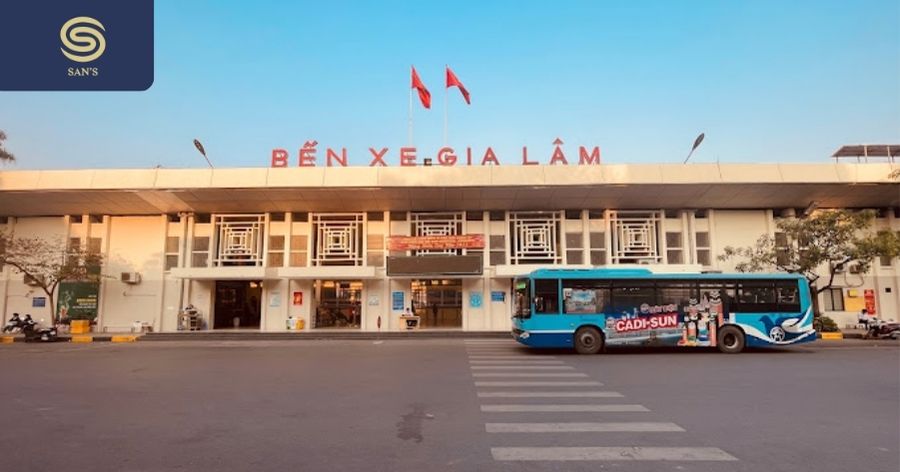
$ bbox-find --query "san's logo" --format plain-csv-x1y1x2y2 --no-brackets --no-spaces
1,0,153,91
59,16,106,63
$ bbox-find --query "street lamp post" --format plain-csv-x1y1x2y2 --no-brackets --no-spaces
193,139,214,169
683,133,705,164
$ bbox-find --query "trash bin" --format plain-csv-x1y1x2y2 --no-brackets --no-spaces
286,317,305,330
70,319,90,334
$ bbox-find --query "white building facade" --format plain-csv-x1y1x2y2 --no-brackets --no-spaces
1,162,897,332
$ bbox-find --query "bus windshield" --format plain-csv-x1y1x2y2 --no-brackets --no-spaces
513,279,531,318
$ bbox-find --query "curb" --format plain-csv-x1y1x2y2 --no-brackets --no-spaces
818,332,844,340
0,334,142,343
141,331,512,342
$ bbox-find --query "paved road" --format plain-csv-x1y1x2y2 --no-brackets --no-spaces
0,339,897,471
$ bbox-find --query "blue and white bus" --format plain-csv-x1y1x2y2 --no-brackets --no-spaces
512,268,815,354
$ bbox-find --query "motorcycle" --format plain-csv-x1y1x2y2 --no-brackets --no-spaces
864,319,900,340
21,315,59,342
2,313,24,333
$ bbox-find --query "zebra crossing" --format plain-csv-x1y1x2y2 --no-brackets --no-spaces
463,338,739,464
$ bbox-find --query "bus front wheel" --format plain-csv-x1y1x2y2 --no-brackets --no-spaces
717,326,745,354
574,327,604,355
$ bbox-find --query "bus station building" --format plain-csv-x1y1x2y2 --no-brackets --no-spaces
0,159,897,332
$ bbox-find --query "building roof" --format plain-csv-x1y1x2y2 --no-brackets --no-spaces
832,144,899,159
0,163,897,216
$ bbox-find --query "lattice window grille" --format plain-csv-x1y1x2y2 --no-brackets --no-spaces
411,212,464,256
312,213,364,266
214,214,265,266
509,211,562,264
609,211,662,264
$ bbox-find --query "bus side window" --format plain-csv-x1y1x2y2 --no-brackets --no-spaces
735,281,778,313
658,280,696,309
610,280,656,314
776,281,801,312
534,279,560,314
562,279,609,314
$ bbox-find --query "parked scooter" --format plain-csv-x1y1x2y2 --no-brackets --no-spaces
2,313,24,333
21,315,59,342
864,319,900,340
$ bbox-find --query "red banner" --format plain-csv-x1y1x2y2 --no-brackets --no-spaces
864,289,876,315
387,234,485,251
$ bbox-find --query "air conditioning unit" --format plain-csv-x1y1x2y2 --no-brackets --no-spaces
120,272,142,284
24,274,45,286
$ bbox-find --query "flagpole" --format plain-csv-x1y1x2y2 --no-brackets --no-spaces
408,87,413,146
444,66,449,146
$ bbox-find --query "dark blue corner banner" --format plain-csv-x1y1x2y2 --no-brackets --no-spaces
0,0,153,91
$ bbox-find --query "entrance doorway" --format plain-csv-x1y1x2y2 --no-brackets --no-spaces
214,281,262,329
411,279,462,328
313,280,362,329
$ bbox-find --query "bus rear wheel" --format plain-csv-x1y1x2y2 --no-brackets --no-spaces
574,327,604,355
717,326,745,354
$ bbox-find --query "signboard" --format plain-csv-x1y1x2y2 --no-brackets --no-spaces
864,289,877,315
470,292,483,308
269,292,281,307
386,254,482,276
270,138,601,167
387,234,485,251
57,281,100,320
292,291,303,305
32,297,46,308
490,291,505,302
392,291,405,311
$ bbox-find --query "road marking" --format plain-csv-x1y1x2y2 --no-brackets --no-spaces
468,355,558,360
470,365,575,370
469,360,565,364
481,404,649,412
485,422,684,433
472,373,588,378
478,391,623,398
475,381,602,387
491,447,738,461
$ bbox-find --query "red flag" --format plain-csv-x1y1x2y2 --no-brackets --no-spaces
410,66,431,109
446,66,470,105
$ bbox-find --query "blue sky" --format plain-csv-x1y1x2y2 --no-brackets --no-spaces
1,0,898,169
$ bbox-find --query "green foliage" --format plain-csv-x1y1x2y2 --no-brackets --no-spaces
719,210,900,294
813,315,839,333
0,230,105,323
0,130,14,163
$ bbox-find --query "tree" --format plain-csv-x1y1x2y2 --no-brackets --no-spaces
0,130,15,163
0,231,104,324
719,210,900,300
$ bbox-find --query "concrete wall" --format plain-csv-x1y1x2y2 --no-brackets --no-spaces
711,210,772,272
99,216,166,331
